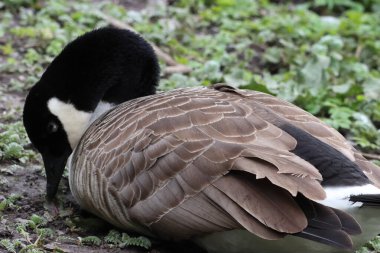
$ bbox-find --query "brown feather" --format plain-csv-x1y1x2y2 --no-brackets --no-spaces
242,89,379,179
69,85,380,248
213,173,308,233
234,157,325,200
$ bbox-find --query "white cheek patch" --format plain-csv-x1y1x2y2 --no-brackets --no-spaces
47,97,91,149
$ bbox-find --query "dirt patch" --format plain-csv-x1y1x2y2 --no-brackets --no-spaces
0,164,131,252
0,92,25,122
112,0,149,10
92,0,164,11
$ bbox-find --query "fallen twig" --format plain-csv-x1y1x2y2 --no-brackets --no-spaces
355,44,363,59
165,65,193,74
362,152,380,160
94,12,192,74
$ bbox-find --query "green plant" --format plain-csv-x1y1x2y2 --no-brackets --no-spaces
120,233,151,249
0,239,16,253
357,236,380,253
0,122,36,163
104,229,151,249
0,194,21,213
1,214,55,252
104,229,121,245
79,236,102,246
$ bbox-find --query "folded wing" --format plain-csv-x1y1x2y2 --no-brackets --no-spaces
71,86,367,249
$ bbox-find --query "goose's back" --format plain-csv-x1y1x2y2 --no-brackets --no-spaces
69,85,376,242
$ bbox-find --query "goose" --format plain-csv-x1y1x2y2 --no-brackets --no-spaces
23,27,380,253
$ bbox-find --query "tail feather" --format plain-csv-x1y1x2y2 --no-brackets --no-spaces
294,227,353,249
293,194,358,249
331,208,362,235
295,195,342,230
307,203,342,230
349,194,380,207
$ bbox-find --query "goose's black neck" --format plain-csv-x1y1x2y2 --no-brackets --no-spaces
23,27,159,200
40,27,159,112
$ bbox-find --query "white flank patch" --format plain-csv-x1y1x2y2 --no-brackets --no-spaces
47,97,91,149
89,101,114,125
317,184,380,209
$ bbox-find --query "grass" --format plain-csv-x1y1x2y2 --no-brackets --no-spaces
0,122,36,163
1,214,53,253
0,0,379,252
1,0,380,153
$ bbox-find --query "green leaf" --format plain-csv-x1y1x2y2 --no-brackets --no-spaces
4,143,23,160
332,83,351,94
30,214,46,227
80,236,102,246
326,107,355,129
120,233,151,250
363,78,380,100
366,236,380,252
215,0,236,6
224,68,252,87
104,230,122,245
301,55,330,96
0,239,16,253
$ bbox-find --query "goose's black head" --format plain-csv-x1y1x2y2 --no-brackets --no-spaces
23,27,159,200
23,83,72,200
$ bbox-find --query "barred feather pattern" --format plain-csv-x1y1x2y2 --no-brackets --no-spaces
69,84,376,246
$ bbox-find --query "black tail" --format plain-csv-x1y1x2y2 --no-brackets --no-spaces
279,123,370,187
295,227,353,249
292,195,361,249
331,208,361,235
350,194,380,207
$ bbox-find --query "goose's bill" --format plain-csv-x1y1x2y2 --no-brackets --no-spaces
42,151,70,200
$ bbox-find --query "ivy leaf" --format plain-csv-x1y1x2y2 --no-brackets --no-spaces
301,55,330,96
224,68,252,87
332,83,351,94
363,78,380,100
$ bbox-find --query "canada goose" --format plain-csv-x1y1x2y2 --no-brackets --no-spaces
23,27,380,253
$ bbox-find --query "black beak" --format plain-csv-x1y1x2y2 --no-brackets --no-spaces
42,151,71,200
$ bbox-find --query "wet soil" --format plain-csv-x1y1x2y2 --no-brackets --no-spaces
0,163,115,252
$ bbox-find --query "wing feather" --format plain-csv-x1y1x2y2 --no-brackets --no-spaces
242,90,380,178
70,86,374,247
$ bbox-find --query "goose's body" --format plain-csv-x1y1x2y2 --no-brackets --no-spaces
69,84,380,252
23,28,380,253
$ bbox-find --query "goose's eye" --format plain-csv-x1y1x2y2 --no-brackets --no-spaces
47,121,58,134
